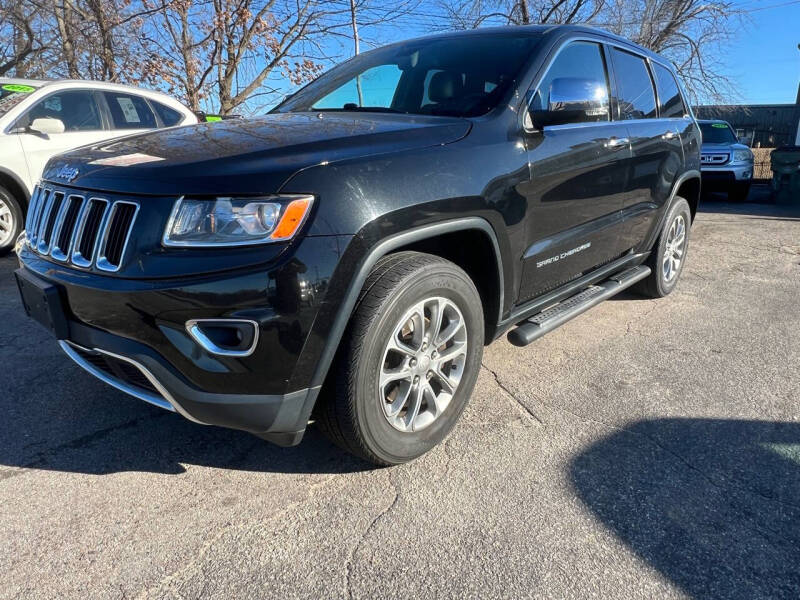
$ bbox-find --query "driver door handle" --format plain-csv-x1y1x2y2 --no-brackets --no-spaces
662,131,677,140
605,137,629,149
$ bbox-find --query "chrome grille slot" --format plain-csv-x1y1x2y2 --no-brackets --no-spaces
71,198,109,267
28,188,51,247
97,202,138,272
24,186,41,236
37,191,64,254
51,195,85,261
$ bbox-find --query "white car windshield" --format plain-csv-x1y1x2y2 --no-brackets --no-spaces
0,83,40,118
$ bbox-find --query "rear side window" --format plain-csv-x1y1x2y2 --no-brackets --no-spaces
652,63,687,118
531,41,610,121
103,92,157,129
151,101,184,127
19,90,103,131
610,49,657,120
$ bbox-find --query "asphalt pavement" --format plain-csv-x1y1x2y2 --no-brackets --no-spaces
1,189,799,599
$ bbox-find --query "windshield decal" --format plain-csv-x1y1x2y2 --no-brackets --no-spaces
1,84,36,93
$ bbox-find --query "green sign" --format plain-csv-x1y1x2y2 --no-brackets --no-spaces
1,84,36,94
205,115,223,122
711,123,728,128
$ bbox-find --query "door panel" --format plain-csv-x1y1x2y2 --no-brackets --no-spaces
19,130,112,183
620,119,683,248
518,121,631,302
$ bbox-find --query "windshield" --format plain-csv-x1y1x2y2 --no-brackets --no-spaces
274,33,541,118
700,122,737,144
0,83,39,118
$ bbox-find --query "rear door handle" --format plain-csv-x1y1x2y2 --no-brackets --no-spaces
605,137,629,149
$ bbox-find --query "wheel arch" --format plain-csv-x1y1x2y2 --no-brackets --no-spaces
0,168,31,211
675,173,701,221
309,218,504,391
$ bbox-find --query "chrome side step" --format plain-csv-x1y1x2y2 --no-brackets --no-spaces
507,265,651,347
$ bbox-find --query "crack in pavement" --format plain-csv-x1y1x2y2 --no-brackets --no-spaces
135,473,342,599
481,364,545,427
344,471,401,600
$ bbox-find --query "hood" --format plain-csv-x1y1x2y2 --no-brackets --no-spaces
701,141,749,153
43,112,471,196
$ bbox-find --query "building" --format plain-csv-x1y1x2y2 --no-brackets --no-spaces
694,103,800,148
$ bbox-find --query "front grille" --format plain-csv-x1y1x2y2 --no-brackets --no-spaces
701,153,730,166
25,185,139,272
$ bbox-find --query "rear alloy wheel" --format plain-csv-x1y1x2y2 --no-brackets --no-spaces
315,251,484,466
0,186,23,257
636,196,692,298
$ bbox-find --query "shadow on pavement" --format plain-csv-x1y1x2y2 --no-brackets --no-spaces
700,185,800,221
571,418,800,599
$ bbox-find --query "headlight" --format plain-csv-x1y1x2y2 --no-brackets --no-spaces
163,195,313,247
733,149,753,163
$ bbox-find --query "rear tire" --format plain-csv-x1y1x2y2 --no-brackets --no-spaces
635,197,692,298
728,182,751,202
315,251,484,466
0,186,23,257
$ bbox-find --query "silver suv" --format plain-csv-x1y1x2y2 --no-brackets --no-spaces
698,119,754,201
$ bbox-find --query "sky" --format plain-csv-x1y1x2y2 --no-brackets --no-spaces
722,0,800,104
256,0,800,113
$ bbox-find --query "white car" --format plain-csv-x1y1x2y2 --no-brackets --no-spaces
0,78,198,255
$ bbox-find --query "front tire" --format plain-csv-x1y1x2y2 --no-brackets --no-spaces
315,251,484,466
729,182,751,202
0,186,23,257
636,197,692,298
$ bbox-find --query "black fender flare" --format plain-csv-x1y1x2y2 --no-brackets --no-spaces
309,217,504,390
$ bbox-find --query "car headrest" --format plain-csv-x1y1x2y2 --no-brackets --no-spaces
428,71,464,103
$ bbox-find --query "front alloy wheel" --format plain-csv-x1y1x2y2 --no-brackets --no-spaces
315,251,484,466
380,297,467,433
0,187,23,256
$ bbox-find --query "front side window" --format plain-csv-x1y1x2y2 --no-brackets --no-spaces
652,63,687,118
610,49,657,120
275,33,542,118
18,90,103,131
530,41,611,122
103,92,157,129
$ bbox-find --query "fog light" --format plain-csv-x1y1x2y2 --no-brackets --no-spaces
186,319,259,357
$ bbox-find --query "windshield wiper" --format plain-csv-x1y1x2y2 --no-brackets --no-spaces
315,106,406,114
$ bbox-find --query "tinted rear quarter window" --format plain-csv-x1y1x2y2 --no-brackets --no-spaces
611,49,657,120
531,41,610,120
103,92,157,129
652,63,687,118
151,101,184,127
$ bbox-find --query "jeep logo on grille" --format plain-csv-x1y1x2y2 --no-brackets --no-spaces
55,165,80,182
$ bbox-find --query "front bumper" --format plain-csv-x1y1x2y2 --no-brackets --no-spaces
701,162,753,187
16,233,346,444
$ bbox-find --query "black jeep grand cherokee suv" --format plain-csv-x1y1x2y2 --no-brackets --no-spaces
15,25,700,465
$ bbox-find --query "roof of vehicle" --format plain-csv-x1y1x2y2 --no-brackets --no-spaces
372,24,668,66
0,77,186,106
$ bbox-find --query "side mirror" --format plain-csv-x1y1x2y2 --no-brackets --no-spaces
530,78,609,129
30,117,65,135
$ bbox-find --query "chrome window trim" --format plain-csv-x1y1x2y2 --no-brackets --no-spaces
522,34,691,131
185,318,260,357
96,200,140,272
